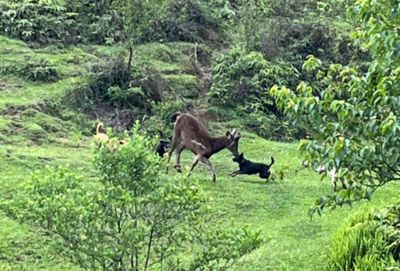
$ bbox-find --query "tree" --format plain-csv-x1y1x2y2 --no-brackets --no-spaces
271,0,400,212
116,0,171,72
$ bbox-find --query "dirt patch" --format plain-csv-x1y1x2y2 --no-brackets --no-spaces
0,81,19,92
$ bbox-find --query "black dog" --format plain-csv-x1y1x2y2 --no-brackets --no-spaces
155,139,170,157
230,153,274,179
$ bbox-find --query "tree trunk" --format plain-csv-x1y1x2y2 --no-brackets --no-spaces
127,44,134,74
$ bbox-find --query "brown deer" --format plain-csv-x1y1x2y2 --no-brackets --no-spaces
167,113,241,182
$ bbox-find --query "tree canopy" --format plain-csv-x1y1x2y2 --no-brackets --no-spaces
271,0,400,212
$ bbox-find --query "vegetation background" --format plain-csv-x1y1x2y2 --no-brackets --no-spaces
0,0,399,270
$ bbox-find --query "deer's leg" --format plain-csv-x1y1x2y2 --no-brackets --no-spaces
199,156,216,182
187,155,200,177
174,145,185,173
166,140,178,173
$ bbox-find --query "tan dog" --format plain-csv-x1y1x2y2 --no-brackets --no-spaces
93,122,109,146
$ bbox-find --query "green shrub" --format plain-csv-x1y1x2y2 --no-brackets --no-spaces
144,0,227,44
21,58,59,82
80,57,163,110
241,103,298,141
86,55,130,98
209,46,299,110
0,57,59,82
66,0,124,44
106,86,145,108
0,0,78,44
329,205,400,270
12,124,261,270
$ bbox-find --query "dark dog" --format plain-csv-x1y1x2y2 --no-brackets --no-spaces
155,139,170,157
230,153,274,179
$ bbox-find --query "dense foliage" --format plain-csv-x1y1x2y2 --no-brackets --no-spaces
208,46,300,140
0,0,226,46
209,46,298,108
0,0,78,44
329,205,400,270
272,0,400,209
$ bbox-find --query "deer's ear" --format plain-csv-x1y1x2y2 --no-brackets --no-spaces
235,131,241,140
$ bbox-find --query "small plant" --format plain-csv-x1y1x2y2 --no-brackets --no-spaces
106,85,145,108
21,59,59,82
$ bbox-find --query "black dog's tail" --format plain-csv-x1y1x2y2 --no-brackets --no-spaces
170,112,181,123
269,157,275,166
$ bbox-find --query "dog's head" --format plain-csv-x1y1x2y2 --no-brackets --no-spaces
159,139,170,149
232,153,245,163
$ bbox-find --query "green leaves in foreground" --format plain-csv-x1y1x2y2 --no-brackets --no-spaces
271,0,400,212
12,124,261,270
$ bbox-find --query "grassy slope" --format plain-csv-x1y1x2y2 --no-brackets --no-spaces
1,35,399,270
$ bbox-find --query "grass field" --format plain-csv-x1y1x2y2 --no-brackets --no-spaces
1,133,399,270
1,35,399,270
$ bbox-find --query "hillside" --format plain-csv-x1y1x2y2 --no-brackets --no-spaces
1,0,399,270
0,36,398,269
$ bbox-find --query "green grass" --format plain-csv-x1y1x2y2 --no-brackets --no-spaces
1,35,399,270
1,132,399,270
0,77,80,109
0,143,91,270
0,212,81,271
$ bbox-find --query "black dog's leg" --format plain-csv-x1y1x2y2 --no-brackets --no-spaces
229,170,242,177
259,169,270,179
259,172,267,179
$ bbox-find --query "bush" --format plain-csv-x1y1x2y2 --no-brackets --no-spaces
241,103,299,141
80,57,164,110
142,99,189,138
12,124,261,270
0,57,59,82
209,46,299,111
86,55,130,98
20,58,59,82
106,86,146,108
0,0,78,44
144,0,227,45
329,205,400,270
66,0,124,44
